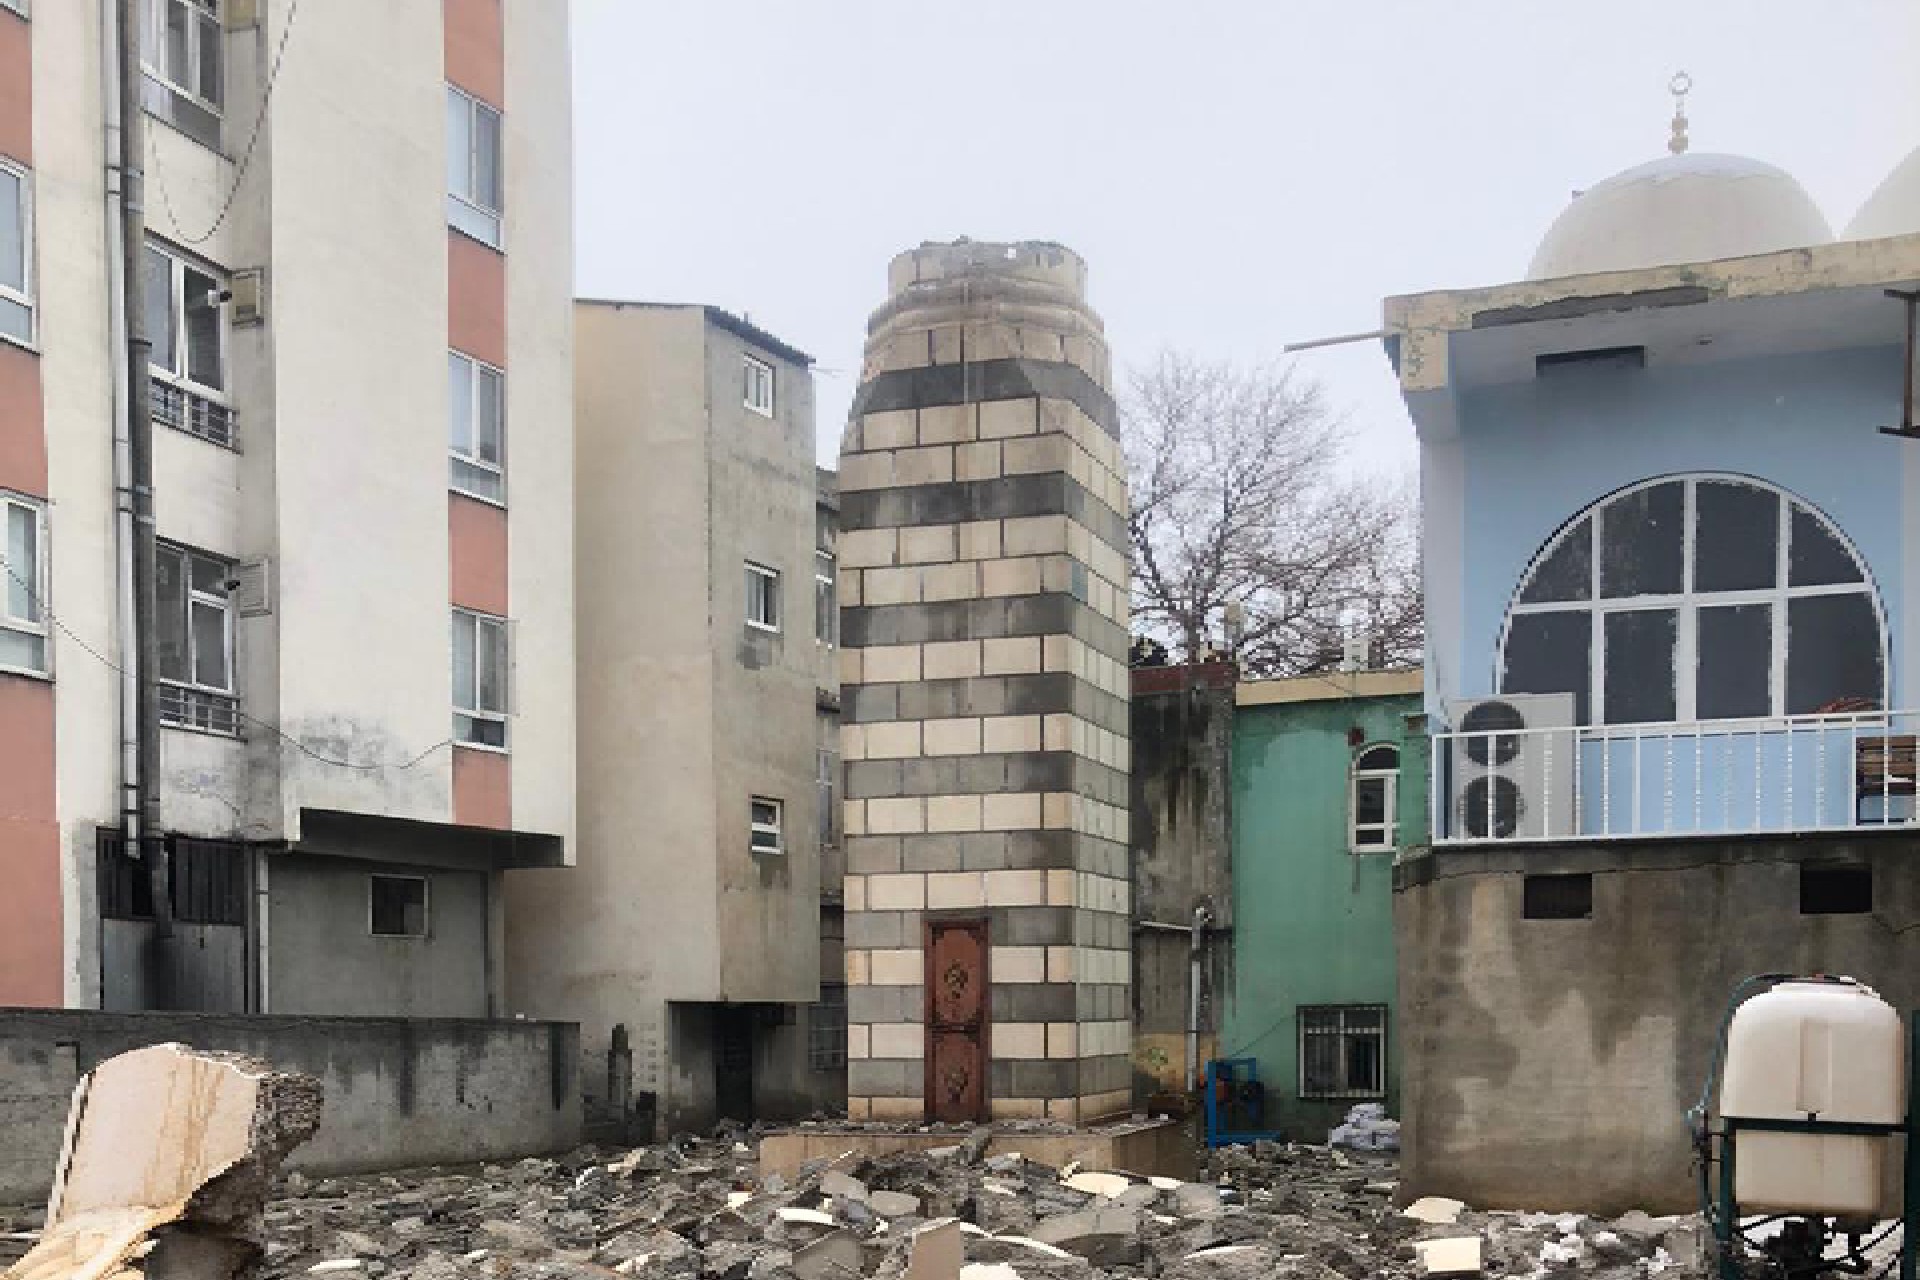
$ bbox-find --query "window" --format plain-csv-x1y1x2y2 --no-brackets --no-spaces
446,85,503,248
141,0,222,149
750,796,783,855
746,561,781,633
0,161,31,345
815,551,836,646
817,744,837,848
1501,476,1882,725
97,831,247,924
744,355,774,417
157,542,238,734
1299,1005,1386,1100
369,875,429,937
1800,864,1872,916
0,494,47,674
448,350,505,502
1350,743,1399,852
1523,873,1593,920
145,242,235,447
810,983,848,1070
452,608,509,748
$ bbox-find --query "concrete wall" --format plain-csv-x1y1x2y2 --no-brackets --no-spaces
0,1009,579,1204
1395,832,1920,1214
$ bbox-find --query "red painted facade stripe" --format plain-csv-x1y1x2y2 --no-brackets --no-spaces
452,744,511,830
448,233,507,370
0,343,47,497
448,492,508,616
443,0,504,109
0,678,61,1007
0,9,32,165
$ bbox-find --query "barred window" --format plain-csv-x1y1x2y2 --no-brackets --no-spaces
809,983,847,1070
1299,1004,1386,1100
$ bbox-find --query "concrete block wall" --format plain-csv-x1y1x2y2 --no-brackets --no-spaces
837,241,1132,1124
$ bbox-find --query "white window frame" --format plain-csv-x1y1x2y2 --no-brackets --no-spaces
445,84,503,249
142,0,224,116
0,493,48,676
452,607,510,750
368,873,430,938
743,354,775,417
750,795,784,855
155,541,239,734
815,548,836,647
1501,474,1886,729
1298,1004,1387,1101
448,349,506,504
1349,743,1400,853
1,2,28,19
746,560,781,633
817,743,837,849
0,159,34,348
146,241,229,398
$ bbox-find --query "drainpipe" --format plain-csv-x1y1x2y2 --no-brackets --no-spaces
1187,901,1213,1093
101,0,137,894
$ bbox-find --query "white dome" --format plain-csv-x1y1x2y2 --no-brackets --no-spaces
1528,152,1834,280
1843,146,1920,241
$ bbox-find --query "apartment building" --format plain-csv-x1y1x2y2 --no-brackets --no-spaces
0,0,574,1013
509,301,842,1135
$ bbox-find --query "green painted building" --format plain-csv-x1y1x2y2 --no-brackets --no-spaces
1222,669,1427,1140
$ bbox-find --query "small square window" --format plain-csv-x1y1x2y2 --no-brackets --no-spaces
1801,864,1872,916
746,561,781,633
744,355,774,417
370,875,428,937
750,796,783,855
1523,872,1592,920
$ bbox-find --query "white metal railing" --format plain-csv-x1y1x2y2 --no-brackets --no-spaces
152,380,238,450
1431,710,1920,845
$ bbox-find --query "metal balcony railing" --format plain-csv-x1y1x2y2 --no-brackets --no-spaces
1432,710,1920,845
159,682,241,737
151,380,238,450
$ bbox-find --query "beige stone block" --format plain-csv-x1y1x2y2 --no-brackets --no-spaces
959,520,1003,561
1046,1023,1080,1059
980,557,1042,598
1041,635,1070,674
923,717,983,756
1041,555,1079,595
918,403,974,444
839,528,897,570
1021,327,1066,362
984,868,1046,906
982,714,1041,754
869,1096,923,1120
1003,434,1070,476
982,792,1042,832
929,324,964,366
864,566,921,607
868,873,927,912
927,872,987,910
848,1025,871,1060
1045,1096,1080,1123
965,321,1022,363
1045,869,1075,906
991,945,1046,983
955,440,1003,482
995,1023,1046,1059
869,948,923,986
845,950,871,984
870,1023,925,1060
843,800,867,837
1082,1089,1133,1121
837,569,863,608
863,720,923,759
894,445,954,486
898,524,957,564
1042,792,1073,829
923,640,982,681
982,636,1043,675
863,409,918,451
991,1097,1048,1120
1003,515,1068,557
1045,947,1075,983
867,797,925,835
1042,713,1073,753
877,328,931,372
846,1096,872,1121
862,644,922,683
926,793,984,832
844,875,868,912
838,450,893,492
979,397,1040,439
1063,333,1099,380
840,721,867,764
921,561,978,602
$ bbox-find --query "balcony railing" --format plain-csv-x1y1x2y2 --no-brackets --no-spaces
159,682,241,737
152,380,237,450
1432,710,1920,845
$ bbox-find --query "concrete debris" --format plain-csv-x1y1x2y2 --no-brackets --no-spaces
1402,1197,1467,1225
905,1219,964,1280
1060,1174,1130,1200
4,1042,322,1280
1413,1236,1483,1276
1327,1103,1401,1153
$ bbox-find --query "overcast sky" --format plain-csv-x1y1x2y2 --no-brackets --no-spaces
572,1,1918,475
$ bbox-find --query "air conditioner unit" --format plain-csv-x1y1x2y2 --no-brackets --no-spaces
1444,693,1577,841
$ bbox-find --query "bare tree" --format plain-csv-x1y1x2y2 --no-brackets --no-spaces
1123,352,1422,677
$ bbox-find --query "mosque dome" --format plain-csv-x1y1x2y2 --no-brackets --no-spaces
1527,152,1835,280
1842,146,1920,241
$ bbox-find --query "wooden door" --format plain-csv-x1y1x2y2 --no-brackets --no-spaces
924,918,990,1122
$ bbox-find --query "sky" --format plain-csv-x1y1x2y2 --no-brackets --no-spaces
572,1,1919,477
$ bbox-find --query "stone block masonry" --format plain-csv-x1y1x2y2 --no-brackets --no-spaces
837,240,1131,1124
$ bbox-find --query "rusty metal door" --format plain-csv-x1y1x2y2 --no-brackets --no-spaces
924,918,989,1122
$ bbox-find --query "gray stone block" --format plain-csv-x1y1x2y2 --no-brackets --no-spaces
845,684,898,724
845,911,908,949
1000,906,1074,947
846,760,904,800
847,1059,918,1097
845,837,903,874
901,833,969,873
992,982,1076,1023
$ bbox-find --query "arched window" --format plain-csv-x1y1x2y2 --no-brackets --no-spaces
1501,475,1884,725
1350,744,1400,851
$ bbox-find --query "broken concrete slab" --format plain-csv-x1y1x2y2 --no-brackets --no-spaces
1168,1184,1221,1218
868,1190,923,1219
1026,1205,1142,1267
1413,1236,1483,1276
906,1219,964,1280
1401,1196,1467,1225
5,1043,321,1280
1061,1172,1130,1199
820,1170,869,1204
793,1229,865,1280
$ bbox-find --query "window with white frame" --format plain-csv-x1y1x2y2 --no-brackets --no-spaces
145,242,234,447
0,494,47,674
815,550,835,646
141,0,222,149
1501,475,1884,726
750,796,783,855
817,743,837,849
1349,743,1399,852
0,161,31,345
1299,1004,1386,1100
157,542,238,734
451,608,509,748
369,874,429,937
746,561,781,633
743,354,774,417
448,350,505,502
445,85,503,248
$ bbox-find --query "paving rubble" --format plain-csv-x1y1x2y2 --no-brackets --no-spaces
0,1127,1710,1279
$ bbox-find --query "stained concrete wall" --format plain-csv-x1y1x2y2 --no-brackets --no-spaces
1395,831,1920,1215
0,1010,579,1204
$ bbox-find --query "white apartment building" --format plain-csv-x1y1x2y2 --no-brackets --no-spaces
0,0,574,1013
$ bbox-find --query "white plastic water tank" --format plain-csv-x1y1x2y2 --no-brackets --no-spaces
1719,978,1906,1216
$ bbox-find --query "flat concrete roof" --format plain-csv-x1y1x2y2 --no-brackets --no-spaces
1235,668,1423,707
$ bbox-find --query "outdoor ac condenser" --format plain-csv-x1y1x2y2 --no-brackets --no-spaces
1444,693,1577,841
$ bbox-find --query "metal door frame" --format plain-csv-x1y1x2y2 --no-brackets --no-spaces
923,915,991,1122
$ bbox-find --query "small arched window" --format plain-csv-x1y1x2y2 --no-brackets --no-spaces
1350,744,1400,852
